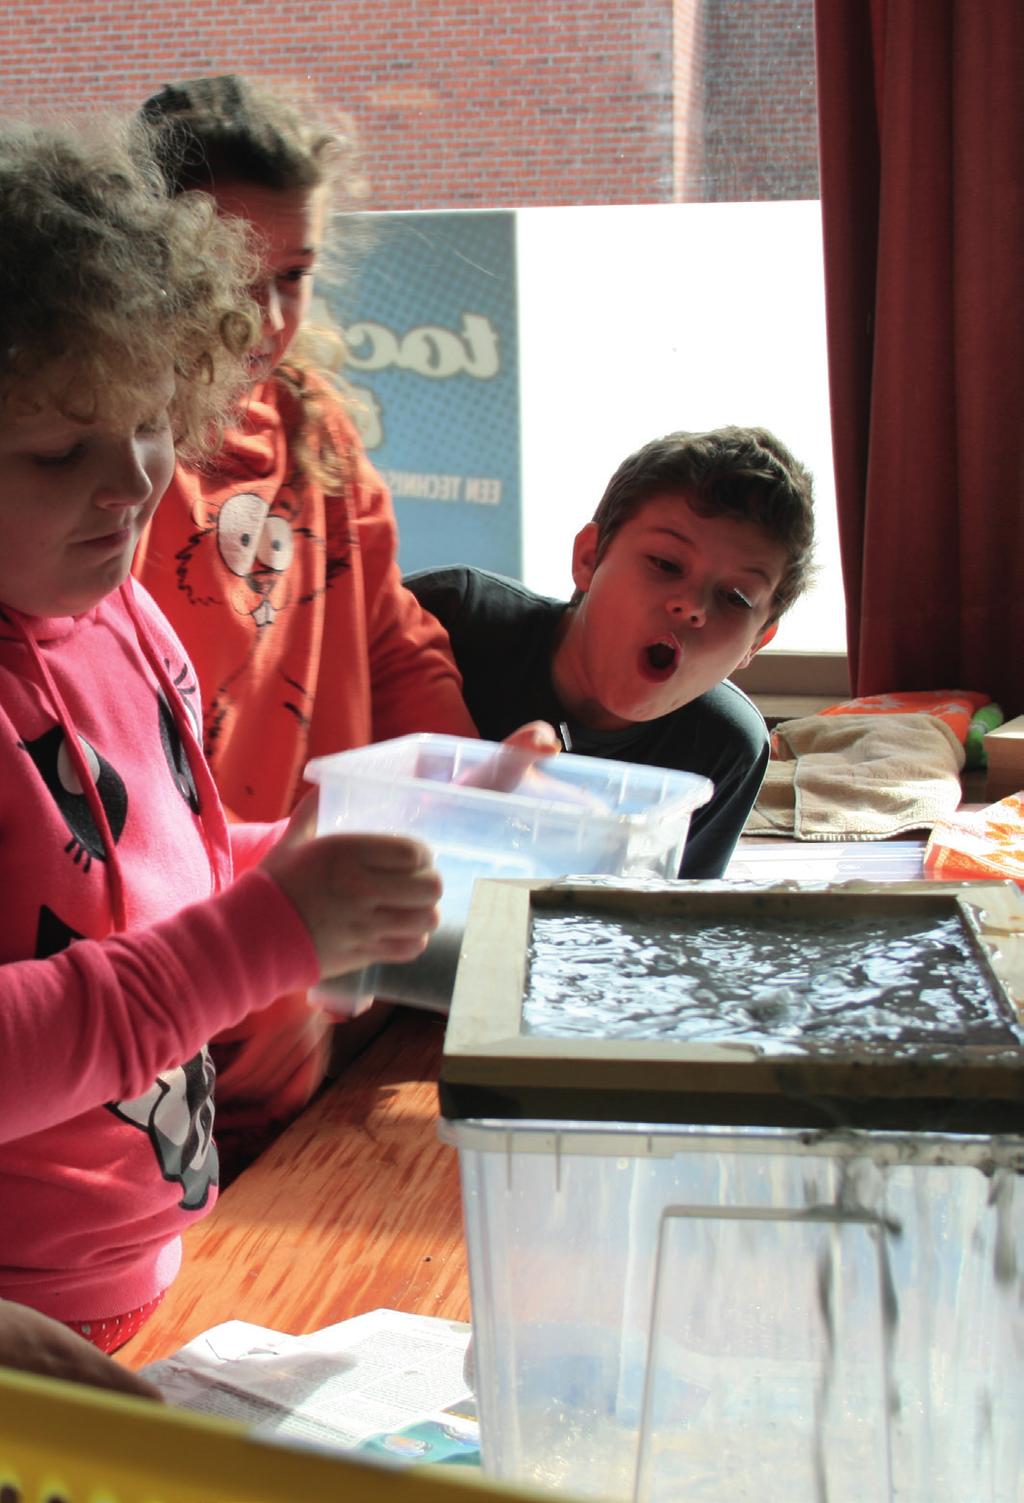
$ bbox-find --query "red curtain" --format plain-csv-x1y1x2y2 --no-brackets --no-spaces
814,1,1024,714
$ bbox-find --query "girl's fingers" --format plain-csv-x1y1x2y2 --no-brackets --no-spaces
368,933,436,964
370,901,441,932
344,835,436,875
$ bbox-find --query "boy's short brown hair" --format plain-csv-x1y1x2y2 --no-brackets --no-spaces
587,426,816,622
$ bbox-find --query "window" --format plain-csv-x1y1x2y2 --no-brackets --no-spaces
4,0,844,664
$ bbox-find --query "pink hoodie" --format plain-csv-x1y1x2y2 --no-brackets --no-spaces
0,581,318,1320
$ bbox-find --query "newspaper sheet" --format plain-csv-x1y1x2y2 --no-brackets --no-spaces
141,1307,478,1466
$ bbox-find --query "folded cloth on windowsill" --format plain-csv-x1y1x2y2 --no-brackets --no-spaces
744,712,965,841
924,792,1024,887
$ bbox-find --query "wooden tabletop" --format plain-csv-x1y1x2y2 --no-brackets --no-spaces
117,1008,470,1371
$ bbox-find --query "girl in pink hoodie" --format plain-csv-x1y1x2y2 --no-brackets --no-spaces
0,116,440,1383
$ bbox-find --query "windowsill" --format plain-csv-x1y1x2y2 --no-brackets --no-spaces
749,693,845,725
731,649,850,702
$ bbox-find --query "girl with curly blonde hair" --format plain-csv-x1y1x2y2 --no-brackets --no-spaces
0,116,441,1386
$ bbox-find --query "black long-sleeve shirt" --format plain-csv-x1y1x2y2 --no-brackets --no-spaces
405,565,769,880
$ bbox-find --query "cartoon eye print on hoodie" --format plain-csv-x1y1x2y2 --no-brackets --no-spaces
34,903,84,959
109,1048,219,1211
19,725,127,871
166,657,202,743
158,690,200,812
156,660,202,813
217,491,296,629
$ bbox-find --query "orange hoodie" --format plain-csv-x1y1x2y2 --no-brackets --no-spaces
133,373,475,1165
134,371,475,824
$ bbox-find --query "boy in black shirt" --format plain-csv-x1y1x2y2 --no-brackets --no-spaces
407,425,815,878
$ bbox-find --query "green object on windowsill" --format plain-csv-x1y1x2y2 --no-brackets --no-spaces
965,702,1004,770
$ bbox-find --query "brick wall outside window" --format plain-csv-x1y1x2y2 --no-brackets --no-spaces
1,0,817,208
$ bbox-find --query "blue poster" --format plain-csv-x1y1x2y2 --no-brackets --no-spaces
328,210,520,578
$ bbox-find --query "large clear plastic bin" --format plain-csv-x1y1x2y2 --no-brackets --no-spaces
304,735,711,1013
441,1117,1024,1503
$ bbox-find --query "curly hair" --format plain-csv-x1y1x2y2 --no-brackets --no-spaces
0,116,258,461
140,74,368,487
585,425,817,622
140,74,363,213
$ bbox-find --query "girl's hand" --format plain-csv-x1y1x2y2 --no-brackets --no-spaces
0,1299,164,1402
261,831,442,981
276,785,319,849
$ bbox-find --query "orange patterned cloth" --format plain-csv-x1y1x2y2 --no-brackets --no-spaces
924,793,1024,887
818,691,992,745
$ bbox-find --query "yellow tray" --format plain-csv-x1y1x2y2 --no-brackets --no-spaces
0,1366,567,1503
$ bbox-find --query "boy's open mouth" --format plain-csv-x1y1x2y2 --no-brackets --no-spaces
640,637,679,682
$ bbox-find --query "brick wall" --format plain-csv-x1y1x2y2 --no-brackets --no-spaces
698,0,819,199
0,0,816,207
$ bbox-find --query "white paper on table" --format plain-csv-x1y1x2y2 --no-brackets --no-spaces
726,838,928,883
140,1307,474,1455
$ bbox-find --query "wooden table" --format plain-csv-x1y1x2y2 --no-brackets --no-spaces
118,1009,470,1371
115,844,951,1372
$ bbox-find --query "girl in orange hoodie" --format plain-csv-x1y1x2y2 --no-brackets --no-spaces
132,76,550,1177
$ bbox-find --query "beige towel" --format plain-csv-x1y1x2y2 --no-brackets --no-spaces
745,713,965,840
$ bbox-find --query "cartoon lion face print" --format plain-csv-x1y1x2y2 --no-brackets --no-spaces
172,487,318,632
216,491,298,628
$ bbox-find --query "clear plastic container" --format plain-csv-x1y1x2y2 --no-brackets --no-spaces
304,735,711,1014
442,1118,1024,1503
